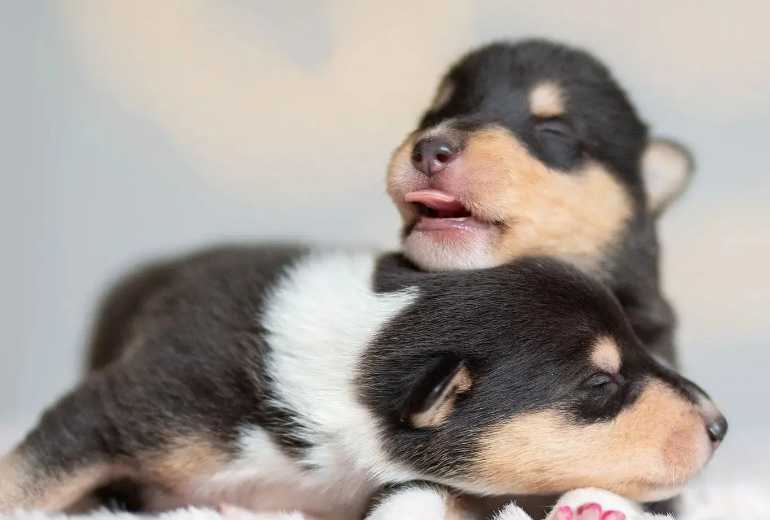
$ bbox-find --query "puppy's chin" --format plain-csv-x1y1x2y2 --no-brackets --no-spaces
632,484,686,503
403,228,500,271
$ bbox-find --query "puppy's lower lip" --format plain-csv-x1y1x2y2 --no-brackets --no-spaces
413,216,492,232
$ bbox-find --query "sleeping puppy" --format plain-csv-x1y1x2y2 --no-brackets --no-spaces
387,39,693,365
0,246,725,517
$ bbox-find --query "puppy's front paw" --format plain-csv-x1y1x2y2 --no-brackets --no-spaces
550,503,626,520
547,489,643,520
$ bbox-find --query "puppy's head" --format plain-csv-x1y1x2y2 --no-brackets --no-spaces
387,40,693,272
363,257,725,501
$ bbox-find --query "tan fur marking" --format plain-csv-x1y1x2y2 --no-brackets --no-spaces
474,380,709,500
0,451,112,512
146,436,228,490
591,336,622,374
386,126,633,272
411,366,472,428
529,81,565,118
0,452,26,510
463,127,632,271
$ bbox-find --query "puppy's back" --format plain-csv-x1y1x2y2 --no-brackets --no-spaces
85,245,307,372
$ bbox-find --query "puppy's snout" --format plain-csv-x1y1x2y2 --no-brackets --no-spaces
411,137,458,176
705,413,728,444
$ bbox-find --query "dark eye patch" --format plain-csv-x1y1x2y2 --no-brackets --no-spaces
531,117,583,171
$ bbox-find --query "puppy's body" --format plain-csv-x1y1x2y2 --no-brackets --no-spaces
1,245,724,516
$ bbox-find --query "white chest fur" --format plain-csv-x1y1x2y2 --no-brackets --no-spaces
147,251,420,518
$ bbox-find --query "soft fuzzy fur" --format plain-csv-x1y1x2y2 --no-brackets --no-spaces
0,248,724,513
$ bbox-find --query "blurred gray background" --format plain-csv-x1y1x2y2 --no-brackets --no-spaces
2,1,768,483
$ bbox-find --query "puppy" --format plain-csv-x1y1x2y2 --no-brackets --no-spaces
0,246,725,517
387,39,693,365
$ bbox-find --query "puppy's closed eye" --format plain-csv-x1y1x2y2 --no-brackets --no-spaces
534,118,574,138
579,372,626,415
533,118,582,168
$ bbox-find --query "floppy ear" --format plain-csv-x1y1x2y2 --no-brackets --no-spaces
640,138,695,217
401,354,473,429
429,77,455,112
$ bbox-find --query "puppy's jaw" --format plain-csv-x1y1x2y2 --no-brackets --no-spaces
387,127,633,273
468,380,714,501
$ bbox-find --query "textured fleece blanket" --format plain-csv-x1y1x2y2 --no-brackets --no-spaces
2,482,770,520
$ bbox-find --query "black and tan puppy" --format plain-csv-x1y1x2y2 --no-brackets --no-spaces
0,246,725,517
388,39,693,365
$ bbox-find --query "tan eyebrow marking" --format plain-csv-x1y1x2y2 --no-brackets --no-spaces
591,336,622,374
529,81,566,118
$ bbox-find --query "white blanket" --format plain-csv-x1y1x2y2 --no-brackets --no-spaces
2,482,769,520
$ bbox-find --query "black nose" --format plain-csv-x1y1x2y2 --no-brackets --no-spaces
411,137,458,176
706,414,728,443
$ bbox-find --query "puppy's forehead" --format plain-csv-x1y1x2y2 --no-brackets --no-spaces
438,42,623,122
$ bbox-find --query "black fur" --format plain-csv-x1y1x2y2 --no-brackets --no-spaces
22,246,313,508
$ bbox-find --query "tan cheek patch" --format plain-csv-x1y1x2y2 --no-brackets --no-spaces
529,81,566,118
460,127,632,272
591,337,622,374
472,381,706,499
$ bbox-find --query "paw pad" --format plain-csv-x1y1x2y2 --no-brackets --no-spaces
553,502,626,520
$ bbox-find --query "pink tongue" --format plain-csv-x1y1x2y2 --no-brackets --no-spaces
404,190,465,211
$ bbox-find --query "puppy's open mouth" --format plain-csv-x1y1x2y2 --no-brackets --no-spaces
404,190,494,232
